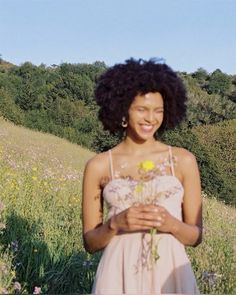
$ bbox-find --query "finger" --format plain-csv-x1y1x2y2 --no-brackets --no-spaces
135,205,159,213
132,202,141,207
156,216,163,222
157,206,166,213
130,212,159,222
131,218,161,228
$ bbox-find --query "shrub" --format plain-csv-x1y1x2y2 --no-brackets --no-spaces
160,121,235,205
192,120,236,205
0,89,25,125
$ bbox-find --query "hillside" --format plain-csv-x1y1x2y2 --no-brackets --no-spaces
0,117,94,292
0,117,235,294
0,116,94,175
0,59,14,69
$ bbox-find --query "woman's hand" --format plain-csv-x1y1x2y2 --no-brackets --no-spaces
109,204,176,234
150,205,177,233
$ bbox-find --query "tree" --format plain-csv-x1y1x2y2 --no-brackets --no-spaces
182,75,236,127
0,88,25,124
14,62,49,111
207,69,231,96
192,67,209,88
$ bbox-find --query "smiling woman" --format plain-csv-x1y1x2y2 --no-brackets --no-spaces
127,92,164,142
82,58,202,294
95,58,187,135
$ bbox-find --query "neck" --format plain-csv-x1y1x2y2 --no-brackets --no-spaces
121,136,158,156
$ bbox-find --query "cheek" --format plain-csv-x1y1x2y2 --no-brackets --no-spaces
136,112,146,119
155,113,164,122
128,111,144,121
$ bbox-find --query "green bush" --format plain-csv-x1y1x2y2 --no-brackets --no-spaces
160,121,235,205
192,120,236,205
0,89,25,125
182,75,236,127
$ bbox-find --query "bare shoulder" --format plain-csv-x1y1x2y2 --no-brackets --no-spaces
171,146,198,167
84,151,109,175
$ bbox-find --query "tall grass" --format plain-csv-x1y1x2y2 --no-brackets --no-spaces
187,194,236,294
0,117,235,293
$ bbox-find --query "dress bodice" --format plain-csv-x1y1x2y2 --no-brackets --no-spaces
103,146,184,221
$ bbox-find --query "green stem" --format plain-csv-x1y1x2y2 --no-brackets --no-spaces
150,228,159,264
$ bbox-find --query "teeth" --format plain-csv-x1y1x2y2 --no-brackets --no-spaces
141,125,153,131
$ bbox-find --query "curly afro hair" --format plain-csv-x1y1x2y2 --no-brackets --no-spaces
95,58,187,134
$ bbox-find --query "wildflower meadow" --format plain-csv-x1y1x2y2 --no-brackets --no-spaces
0,117,235,294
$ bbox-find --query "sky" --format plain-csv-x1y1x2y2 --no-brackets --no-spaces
0,0,236,74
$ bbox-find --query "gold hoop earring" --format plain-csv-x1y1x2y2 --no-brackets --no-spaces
121,117,128,128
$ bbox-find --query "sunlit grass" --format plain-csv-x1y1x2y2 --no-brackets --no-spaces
0,118,95,293
187,194,236,294
0,117,235,293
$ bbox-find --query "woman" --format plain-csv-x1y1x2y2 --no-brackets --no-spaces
82,58,202,294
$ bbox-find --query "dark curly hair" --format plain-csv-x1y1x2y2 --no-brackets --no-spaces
95,58,187,134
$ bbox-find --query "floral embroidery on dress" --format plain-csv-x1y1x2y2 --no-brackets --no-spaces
103,154,183,270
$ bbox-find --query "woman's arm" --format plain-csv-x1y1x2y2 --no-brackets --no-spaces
82,156,117,253
174,149,202,246
154,148,202,246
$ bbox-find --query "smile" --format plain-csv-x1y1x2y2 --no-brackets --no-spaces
140,124,155,132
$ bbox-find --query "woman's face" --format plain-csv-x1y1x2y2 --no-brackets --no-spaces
126,92,164,142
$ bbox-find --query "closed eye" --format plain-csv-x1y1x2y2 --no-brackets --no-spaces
137,107,145,112
155,109,164,113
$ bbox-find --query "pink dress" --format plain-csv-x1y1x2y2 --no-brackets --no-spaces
92,147,199,294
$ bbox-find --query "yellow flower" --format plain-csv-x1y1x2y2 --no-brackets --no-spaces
134,183,143,193
32,176,37,181
11,270,16,277
32,167,37,171
138,160,155,172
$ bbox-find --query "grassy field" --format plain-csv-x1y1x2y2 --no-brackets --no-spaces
0,117,235,294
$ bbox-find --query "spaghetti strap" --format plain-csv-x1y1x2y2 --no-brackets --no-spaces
168,146,175,176
108,150,114,180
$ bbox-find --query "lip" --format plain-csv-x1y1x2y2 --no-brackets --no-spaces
139,124,155,132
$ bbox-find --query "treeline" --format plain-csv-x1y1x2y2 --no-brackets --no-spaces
0,59,235,149
0,60,108,149
0,59,235,204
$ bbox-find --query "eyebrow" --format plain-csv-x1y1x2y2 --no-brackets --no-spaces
135,105,164,109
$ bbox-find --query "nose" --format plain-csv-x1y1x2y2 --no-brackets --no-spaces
144,110,155,122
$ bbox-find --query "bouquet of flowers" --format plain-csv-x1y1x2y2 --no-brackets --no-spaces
134,160,161,268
